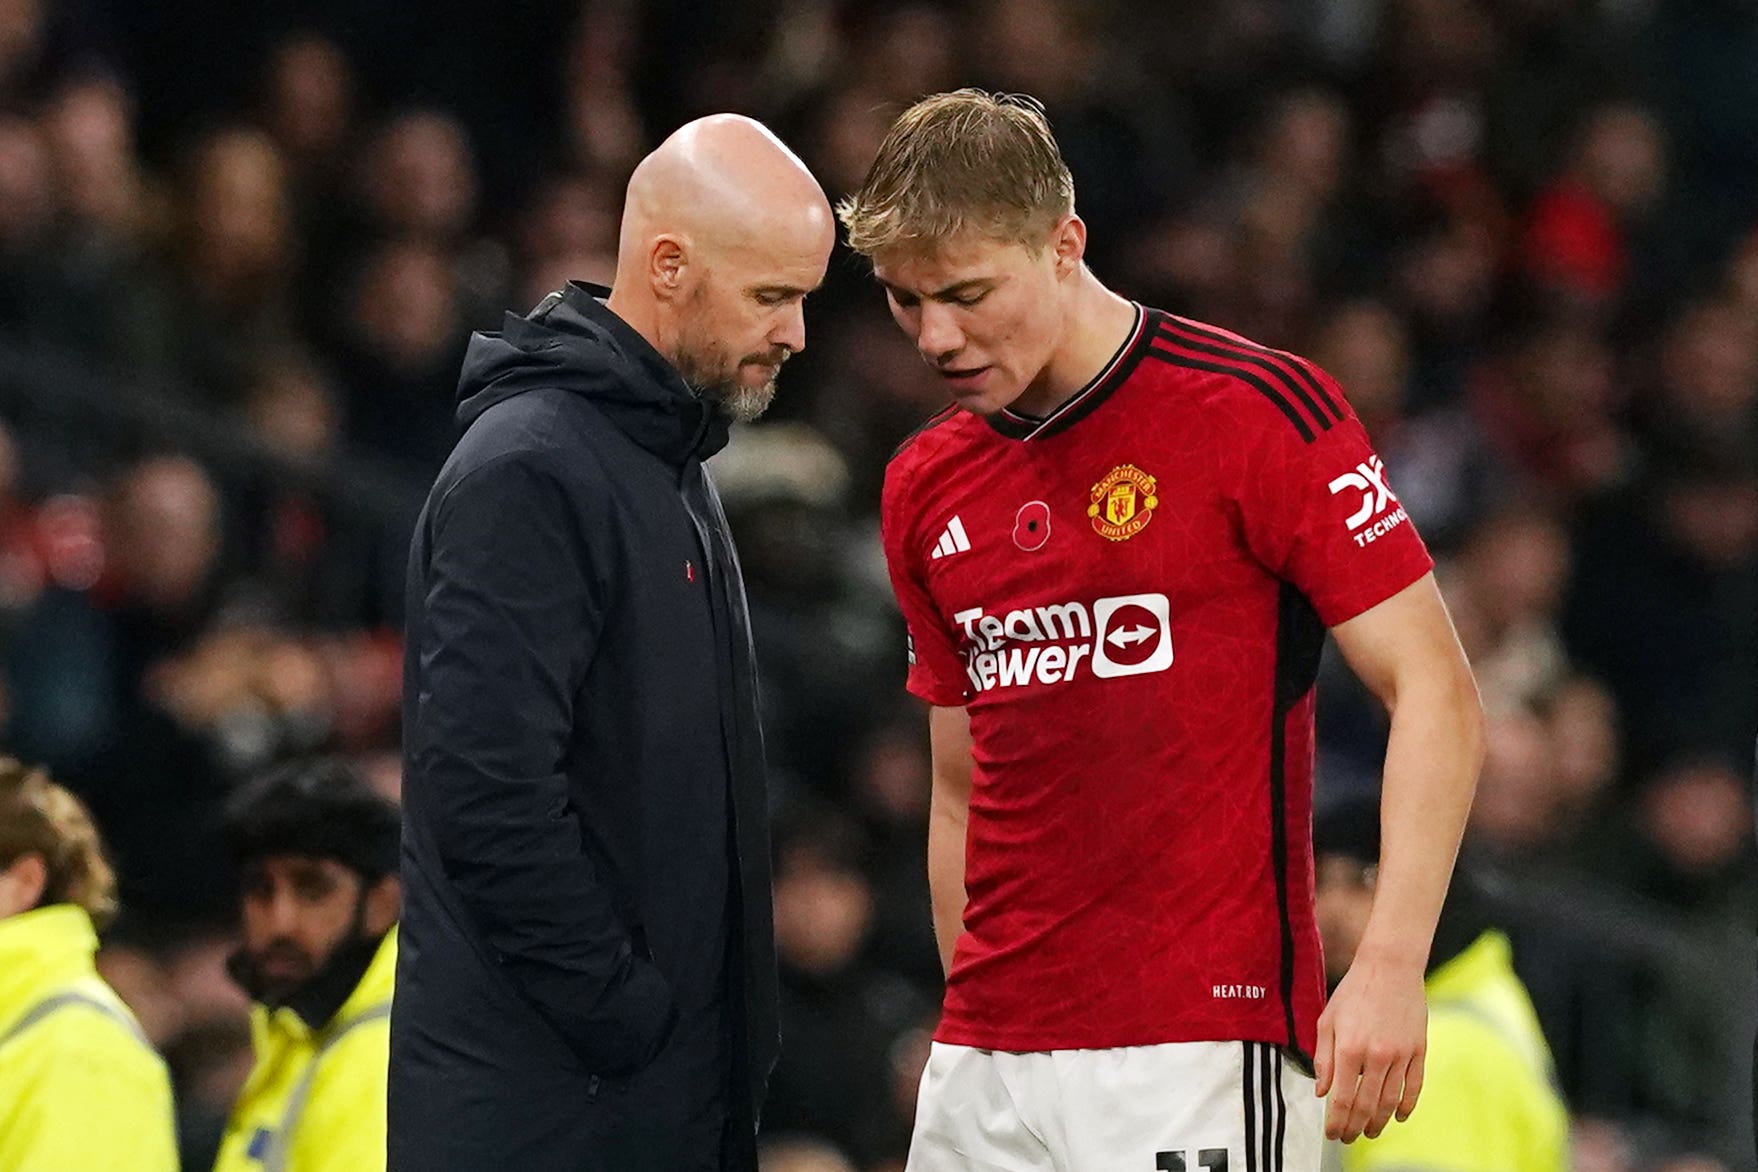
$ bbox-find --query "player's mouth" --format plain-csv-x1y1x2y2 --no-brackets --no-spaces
939,366,990,392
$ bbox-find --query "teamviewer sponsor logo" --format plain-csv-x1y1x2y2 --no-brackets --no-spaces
952,592,1173,694
1090,594,1174,678
1328,455,1408,547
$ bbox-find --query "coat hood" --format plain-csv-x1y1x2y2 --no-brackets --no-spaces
456,282,729,466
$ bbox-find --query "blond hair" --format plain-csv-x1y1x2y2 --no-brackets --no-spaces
837,89,1074,257
0,759,119,929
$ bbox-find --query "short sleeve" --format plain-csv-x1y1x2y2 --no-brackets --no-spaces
881,458,969,707
1220,362,1433,627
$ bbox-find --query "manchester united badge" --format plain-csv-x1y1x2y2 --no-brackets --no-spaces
1087,464,1158,541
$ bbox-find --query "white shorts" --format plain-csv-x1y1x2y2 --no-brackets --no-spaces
906,1040,1322,1172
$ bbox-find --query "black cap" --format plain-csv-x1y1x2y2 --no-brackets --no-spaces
224,758,400,879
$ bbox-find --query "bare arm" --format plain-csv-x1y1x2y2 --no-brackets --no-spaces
1316,572,1485,1142
927,704,974,977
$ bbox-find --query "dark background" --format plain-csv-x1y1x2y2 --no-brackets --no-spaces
0,0,1753,1167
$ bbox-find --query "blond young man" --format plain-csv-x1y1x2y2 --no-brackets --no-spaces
840,91,1484,1170
0,760,178,1171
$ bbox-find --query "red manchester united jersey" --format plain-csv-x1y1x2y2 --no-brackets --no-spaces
881,304,1433,1059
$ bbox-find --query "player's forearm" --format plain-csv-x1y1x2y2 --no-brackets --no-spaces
1360,668,1484,967
927,792,968,976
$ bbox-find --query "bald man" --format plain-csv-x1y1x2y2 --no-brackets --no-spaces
393,116,834,1172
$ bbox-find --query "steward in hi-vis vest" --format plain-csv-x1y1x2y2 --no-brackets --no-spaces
213,759,400,1172
0,758,177,1171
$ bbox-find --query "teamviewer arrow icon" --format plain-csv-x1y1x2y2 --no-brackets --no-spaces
1091,594,1174,679
1106,625,1155,648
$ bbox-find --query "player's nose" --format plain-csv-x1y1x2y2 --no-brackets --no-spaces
916,302,965,363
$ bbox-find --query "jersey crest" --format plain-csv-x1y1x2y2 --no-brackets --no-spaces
1087,463,1158,541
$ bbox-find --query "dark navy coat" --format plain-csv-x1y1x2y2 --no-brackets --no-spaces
391,283,776,1171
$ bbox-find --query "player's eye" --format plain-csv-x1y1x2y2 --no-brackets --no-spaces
889,290,920,310
951,291,988,308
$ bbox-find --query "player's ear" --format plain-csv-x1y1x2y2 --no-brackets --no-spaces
649,234,689,301
1051,214,1085,277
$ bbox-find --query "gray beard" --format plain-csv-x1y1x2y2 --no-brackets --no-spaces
699,376,778,424
672,346,779,424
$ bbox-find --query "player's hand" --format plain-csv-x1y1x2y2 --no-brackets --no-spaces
1312,949,1427,1142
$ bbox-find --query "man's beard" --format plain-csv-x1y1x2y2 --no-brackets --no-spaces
671,329,786,424
226,889,375,1013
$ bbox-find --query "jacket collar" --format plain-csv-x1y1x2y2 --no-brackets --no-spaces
556,282,730,463
0,905,100,1033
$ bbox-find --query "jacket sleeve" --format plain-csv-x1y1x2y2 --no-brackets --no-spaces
409,451,674,1073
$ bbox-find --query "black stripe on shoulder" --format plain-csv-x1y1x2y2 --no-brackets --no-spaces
1145,345,1317,444
1156,321,1334,434
889,404,960,462
1160,317,1343,424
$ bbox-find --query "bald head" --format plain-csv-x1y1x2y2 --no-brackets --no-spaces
606,115,834,422
618,114,830,268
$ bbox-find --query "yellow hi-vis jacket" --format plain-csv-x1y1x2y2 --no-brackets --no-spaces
0,904,178,1172
1341,930,1569,1172
214,928,396,1172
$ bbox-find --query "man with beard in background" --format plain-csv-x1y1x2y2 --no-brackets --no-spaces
215,758,400,1172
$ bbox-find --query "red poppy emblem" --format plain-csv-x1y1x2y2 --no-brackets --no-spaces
1013,501,1051,552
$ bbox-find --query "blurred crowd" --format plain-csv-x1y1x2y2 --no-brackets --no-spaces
0,0,1753,1167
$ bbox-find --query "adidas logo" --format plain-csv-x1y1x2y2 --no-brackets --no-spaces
931,515,972,559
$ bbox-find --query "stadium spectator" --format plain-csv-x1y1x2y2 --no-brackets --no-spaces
1520,103,1667,305
762,804,922,1168
258,34,356,197
166,127,299,401
1564,443,1758,770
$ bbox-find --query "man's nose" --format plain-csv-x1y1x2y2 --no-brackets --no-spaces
772,304,806,355
916,302,964,363
263,888,302,935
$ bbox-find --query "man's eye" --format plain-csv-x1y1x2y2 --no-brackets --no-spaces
296,877,334,901
953,292,987,308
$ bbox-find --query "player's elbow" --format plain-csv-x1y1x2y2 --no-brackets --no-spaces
1388,645,1486,767
1445,650,1487,770
1425,652,1487,782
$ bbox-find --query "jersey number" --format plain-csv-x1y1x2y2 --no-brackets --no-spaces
1156,1151,1228,1171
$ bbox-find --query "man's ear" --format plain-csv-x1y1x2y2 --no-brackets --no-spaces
1052,214,1086,278
363,874,400,936
0,853,49,919
649,235,689,300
